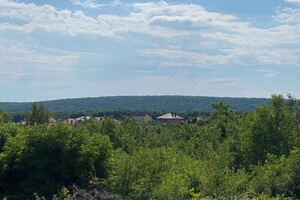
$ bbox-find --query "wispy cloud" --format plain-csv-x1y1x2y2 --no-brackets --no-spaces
285,0,300,4
274,7,300,23
203,78,241,85
256,69,280,78
110,0,123,6
70,0,123,9
71,0,104,9
0,39,80,71
139,48,236,68
0,1,115,37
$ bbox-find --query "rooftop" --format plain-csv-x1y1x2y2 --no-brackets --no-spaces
157,113,184,120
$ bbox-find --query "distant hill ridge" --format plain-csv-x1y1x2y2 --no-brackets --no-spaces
0,96,269,113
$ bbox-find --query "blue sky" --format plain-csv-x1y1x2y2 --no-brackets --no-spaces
0,0,299,102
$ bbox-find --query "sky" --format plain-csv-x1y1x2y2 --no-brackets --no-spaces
0,0,299,102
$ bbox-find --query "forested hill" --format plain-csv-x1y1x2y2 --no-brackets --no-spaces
0,96,268,113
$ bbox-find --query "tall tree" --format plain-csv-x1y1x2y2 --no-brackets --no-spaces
0,111,11,123
29,102,51,125
208,101,236,139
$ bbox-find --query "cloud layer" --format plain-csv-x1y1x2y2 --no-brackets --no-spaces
0,0,299,101
1,0,299,68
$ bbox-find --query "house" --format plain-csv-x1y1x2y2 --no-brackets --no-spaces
65,116,105,125
65,118,76,125
94,117,105,121
20,120,27,125
49,117,57,124
76,116,92,122
156,113,184,124
133,113,152,124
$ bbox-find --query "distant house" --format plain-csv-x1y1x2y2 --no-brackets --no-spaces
20,120,27,125
49,117,57,124
65,118,76,125
76,116,92,122
156,113,184,124
94,117,105,121
133,113,152,124
65,116,104,125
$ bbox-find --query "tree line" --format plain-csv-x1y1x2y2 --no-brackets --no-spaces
0,94,300,199
0,96,268,114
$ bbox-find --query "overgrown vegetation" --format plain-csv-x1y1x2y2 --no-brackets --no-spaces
0,94,300,199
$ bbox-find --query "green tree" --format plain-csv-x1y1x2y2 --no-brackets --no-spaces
238,95,295,168
0,111,11,123
208,101,236,140
250,148,300,198
0,123,113,199
29,102,51,125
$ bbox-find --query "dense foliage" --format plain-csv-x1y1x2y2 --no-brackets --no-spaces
0,94,300,199
0,96,268,114
27,102,51,125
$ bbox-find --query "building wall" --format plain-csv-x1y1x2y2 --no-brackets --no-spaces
156,118,184,124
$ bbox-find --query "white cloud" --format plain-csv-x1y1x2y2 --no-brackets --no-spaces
0,1,116,37
132,1,237,24
71,0,104,9
139,48,238,68
0,0,299,69
223,48,300,66
0,0,243,38
274,7,300,23
256,69,280,78
0,39,80,72
285,0,300,4
70,0,123,9
110,0,123,6
203,78,241,85
0,37,86,101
